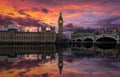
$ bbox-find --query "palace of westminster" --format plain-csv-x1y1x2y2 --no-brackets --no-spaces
0,12,119,43
0,12,63,43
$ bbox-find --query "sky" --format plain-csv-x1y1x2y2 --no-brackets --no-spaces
0,0,120,32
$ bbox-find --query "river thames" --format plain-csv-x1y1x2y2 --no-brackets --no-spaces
0,44,120,77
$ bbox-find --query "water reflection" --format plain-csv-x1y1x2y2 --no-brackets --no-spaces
58,47,63,75
70,44,119,59
0,44,64,77
0,44,120,77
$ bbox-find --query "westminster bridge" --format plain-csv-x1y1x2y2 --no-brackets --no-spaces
66,44,120,59
70,31,120,44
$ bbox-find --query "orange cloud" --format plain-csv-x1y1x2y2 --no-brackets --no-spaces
0,0,119,31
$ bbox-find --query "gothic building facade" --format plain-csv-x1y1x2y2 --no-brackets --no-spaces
0,25,56,43
0,12,63,43
58,12,63,40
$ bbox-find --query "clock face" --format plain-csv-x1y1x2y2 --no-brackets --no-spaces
59,20,62,23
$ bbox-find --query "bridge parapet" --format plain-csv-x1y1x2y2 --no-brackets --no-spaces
71,32,119,44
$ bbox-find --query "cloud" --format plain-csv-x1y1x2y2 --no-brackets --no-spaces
0,0,120,30
8,13,14,16
31,7,40,12
63,23,78,32
0,14,48,28
0,15,13,25
18,9,28,16
31,75,41,77
31,7,49,13
17,71,26,77
41,73,49,77
15,17,40,26
41,8,49,13
97,16,120,25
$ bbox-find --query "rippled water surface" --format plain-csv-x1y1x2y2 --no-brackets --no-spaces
0,44,120,77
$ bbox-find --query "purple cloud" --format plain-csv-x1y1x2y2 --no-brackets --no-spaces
63,23,80,32
31,7,40,12
31,7,49,13
18,9,27,15
41,8,49,13
97,16,120,26
0,14,48,28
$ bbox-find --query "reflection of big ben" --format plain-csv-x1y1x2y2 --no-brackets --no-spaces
58,12,63,40
58,48,63,75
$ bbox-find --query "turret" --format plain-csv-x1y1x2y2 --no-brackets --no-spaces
41,27,46,32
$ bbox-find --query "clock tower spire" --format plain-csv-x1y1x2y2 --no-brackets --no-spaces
58,12,63,40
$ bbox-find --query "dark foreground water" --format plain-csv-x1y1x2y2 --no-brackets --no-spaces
0,44,120,77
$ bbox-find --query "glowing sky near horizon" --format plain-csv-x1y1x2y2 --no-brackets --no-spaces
0,0,120,31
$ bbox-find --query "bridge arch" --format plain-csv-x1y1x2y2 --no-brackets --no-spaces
76,38,82,44
83,38,93,48
71,33,119,44
72,39,76,44
95,36,117,41
83,36,94,41
95,36,117,44
83,38,93,43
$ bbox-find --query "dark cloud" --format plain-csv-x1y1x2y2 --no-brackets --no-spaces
0,14,47,27
8,13,14,16
31,75,41,77
31,7,40,12
97,16,120,25
41,73,49,77
35,0,120,6
63,23,97,32
12,6,30,17
31,7,49,13
0,15,13,25
18,9,26,15
63,23,78,32
15,17,40,26
100,0,120,5
17,9,30,17
17,71,26,77
41,8,49,13
35,0,61,6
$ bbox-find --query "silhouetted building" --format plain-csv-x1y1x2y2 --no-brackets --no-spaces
58,12,63,40
0,12,64,43
0,24,56,43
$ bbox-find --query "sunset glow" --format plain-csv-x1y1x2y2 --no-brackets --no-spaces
0,0,120,32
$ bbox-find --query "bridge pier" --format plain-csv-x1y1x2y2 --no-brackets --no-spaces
117,35,120,44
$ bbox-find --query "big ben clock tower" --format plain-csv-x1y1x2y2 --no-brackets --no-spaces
58,12,63,40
